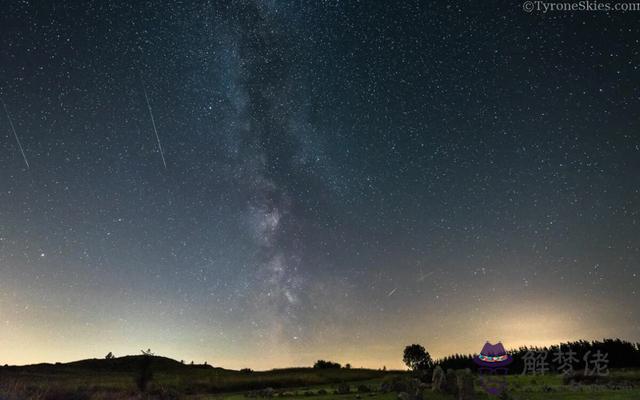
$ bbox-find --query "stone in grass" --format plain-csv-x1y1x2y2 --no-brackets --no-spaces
445,369,458,396
455,369,475,400
432,365,446,392
407,379,421,393
397,391,423,400
357,384,371,393
336,383,350,394
497,390,515,400
391,379,408,393
397,392,411,400
253,388,275,398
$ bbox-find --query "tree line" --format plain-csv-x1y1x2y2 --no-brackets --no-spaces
435,338,640,372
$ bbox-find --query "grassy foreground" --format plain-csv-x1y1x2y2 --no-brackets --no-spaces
0,356,639,399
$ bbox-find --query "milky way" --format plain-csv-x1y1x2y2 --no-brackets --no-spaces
0,1,639,369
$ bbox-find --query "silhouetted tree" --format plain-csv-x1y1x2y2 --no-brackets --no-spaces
141,348,154,356
345,363,351,369
313,360,341,369
403,344,433,370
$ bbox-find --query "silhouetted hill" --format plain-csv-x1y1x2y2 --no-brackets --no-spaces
3,355,218,374
0,358,400,396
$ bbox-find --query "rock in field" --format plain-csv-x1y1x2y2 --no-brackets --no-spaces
357,384,371,393
432,366,445,392
397,390,424,400
445,369,458,396
456,369,475,400
397,392,411,400
336,383,350,394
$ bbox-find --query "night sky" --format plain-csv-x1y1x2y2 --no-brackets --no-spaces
1,1,639,370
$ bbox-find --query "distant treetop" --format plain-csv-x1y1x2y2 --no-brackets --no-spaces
313,360,342,369
403,344,433,370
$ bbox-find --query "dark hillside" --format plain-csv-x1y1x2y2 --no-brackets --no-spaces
2,355,216,374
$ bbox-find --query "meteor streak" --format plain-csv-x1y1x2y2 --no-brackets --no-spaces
141,83,167,169
1,98,29,169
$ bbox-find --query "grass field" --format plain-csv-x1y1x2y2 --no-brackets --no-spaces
0,357,639,399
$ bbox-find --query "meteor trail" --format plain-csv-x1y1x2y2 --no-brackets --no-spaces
1,98,29,169
141,84,167,169
418,270,435,282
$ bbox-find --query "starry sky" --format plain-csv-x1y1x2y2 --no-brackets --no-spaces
0,1,639,370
